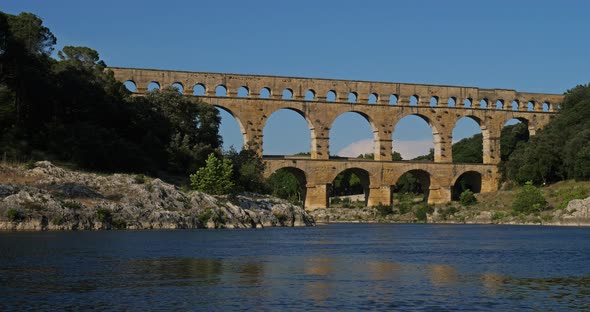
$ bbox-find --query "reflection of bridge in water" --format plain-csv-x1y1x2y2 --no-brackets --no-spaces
109,67,563,209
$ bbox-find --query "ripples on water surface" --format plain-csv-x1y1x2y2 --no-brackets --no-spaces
1,224,589,311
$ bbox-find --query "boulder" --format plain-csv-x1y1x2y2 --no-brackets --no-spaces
555,197,590,226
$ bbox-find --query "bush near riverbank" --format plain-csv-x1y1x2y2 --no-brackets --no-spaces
0,161,314,230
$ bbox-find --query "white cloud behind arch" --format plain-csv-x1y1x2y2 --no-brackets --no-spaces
336,139,434,160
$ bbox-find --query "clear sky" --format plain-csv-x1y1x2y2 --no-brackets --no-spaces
4,0,589,158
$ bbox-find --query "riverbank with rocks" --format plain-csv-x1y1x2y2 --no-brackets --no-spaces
0,161,314,230
309,185,590,227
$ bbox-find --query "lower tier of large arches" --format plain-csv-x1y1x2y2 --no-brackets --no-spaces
264,157,499,210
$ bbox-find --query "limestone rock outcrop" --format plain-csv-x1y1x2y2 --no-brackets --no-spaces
0,161,314,230
553,197,590,226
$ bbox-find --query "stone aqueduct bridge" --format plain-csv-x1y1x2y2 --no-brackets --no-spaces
109,67,563,210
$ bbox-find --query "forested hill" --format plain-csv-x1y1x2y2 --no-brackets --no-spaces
446,84,590,185
450,123,530,165
504,84,590,184
0,12,221,176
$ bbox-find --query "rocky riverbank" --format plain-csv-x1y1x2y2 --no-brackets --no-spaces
0,161,314,230
309,200,590,226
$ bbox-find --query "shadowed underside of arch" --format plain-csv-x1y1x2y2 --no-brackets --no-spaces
452,171,482,200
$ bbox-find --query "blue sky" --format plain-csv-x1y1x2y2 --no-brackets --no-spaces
4,1,589,158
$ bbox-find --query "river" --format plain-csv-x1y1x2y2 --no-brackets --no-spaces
1,224,589,311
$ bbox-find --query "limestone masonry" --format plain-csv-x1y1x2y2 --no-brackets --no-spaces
109,67,563,210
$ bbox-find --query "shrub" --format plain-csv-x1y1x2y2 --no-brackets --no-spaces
512,181,547,214
134,174,146,184
491,211,507,222
459,189,477,206
198,208,213,226
376,203,393,217
440,206,459,220
415,203,434,222
5,208,24,222
190,153,234,195
398,202,412,215
111,218,127,229
96,208,112,223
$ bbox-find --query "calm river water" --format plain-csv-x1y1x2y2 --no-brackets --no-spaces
1,224,589,311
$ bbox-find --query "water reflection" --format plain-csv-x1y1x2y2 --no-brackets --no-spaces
499,275,590,309
304,257,335,302
124,258,224,285
237,262,264,286
304,257,334,276
481,273,506,296
428,264,458,287
367,261,402,281
1,224,589,310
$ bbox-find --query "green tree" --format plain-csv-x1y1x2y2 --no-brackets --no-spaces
504,84,590,184
265,168,302,204
1,12,55,132
395,172,421,194
500,122,529,161
6,12,56,56
0,11,221,177
512,181,547,214
57,45,105,68
413,148,434,161
139,87,221,174
224,147,266,193
452,134,483,163
459,189,477,206
356,152,402,160
574,145,590,180
190,153,234,195
332,170,363,196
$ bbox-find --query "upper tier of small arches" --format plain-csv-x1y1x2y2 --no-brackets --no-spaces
112,67,563,113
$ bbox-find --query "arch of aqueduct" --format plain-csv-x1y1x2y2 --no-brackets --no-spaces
109,67,563,210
